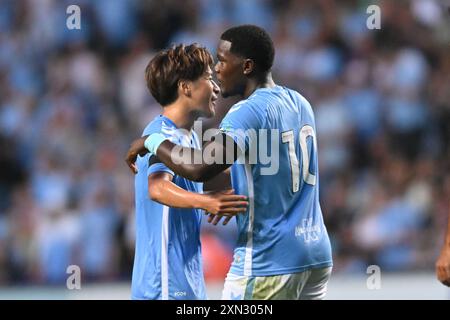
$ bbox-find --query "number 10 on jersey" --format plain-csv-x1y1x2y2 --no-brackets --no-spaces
282,125,317,192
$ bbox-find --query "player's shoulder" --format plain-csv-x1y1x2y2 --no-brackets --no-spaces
142,115,176,137
275,86,315,116
226,85,288,114
269,85,309,106
290,88,312,108
225,94,270,121
226,98,256,115
247,85,302,109
292,89,315,118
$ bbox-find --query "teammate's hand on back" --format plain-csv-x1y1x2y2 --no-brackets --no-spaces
125,136,149,174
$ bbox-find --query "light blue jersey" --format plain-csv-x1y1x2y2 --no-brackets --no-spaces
131,115,206,300
219,85,333,277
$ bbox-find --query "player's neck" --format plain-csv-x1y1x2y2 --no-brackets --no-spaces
243,73,276,99
162,103,196,131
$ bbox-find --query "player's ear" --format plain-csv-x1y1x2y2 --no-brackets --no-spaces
178,80,192,97
243,59,254,76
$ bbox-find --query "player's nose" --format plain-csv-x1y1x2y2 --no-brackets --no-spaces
212,79,220,94
214,62,220,74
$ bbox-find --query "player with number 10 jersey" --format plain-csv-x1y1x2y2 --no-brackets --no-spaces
219,85,332,278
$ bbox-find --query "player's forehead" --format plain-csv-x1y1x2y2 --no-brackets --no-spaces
217,40,233,58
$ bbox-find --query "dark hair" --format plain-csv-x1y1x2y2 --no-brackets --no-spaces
145,44,213,106
220,25,275,73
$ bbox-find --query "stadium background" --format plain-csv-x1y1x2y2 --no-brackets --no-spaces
0,0,449,299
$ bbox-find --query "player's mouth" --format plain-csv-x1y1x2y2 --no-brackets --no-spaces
210,95,218,107
216,79,223,90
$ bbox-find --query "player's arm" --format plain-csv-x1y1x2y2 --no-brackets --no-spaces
126,133,239,182
203,168,235,225
148,171,247,216
436,209,450,286
203,168,232,192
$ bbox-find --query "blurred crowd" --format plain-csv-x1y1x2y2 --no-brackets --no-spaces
0,0,449,285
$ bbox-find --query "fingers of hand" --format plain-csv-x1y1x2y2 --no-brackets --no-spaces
220,195,248,202
125,152,138,174
222,216,232,225
212,215,223,225
219,207,247,214
222,189,234,195
219,201,248,209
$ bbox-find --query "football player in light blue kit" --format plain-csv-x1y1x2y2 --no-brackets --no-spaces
131,44,248,300
126,25,332,300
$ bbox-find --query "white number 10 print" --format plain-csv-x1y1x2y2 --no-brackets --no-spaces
281,125,317,192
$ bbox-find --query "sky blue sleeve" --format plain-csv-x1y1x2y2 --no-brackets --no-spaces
143,119,177,177
147,162,174,177
219,101,265,152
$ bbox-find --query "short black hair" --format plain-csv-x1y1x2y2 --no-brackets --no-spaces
145,44,213,106
220,25,275,73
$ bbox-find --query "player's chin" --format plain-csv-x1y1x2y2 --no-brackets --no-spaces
199,103,215,118
220,90,230,98
206,102,216,118
218,84,228,98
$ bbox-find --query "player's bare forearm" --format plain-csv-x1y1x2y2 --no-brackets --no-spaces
154,140,229,182
148,172,248,216
148,173,205,209
204,168,231,192
125,133,238,181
